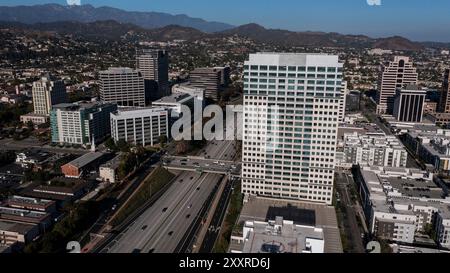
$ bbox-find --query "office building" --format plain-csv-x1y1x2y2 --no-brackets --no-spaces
241,53,343,205
50,101,117,146
152,93,195,118
190,67,223,101
438,69,450,113
99,67,145,107
110,107,169,147
32,76,67,115
136,49,170,101
215,66,231,86
346,91,361,113
339,81,348,122
172,83,205,103
377,56,418,115
393,85,426,123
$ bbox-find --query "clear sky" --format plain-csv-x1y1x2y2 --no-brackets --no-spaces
2,0,450,42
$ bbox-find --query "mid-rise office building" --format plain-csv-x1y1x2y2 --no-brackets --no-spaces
172,83,205,103
110,107,169,147
32,76,67,115
393,85,426,123
152,93,195,118
136,49,169,101
190,67,223,101
99,67,145,107
50,101,117,146
438,69,450,113
377,56,418,115
242,53,343,205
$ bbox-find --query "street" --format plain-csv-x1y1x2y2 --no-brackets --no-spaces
335,171,366,253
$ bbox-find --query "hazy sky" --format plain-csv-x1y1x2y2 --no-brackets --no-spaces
2,0,450,42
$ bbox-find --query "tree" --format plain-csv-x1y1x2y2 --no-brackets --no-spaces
159,135,168,145
104,137,117,151
175,141,189,155
116,139,130,153
118,152,137,179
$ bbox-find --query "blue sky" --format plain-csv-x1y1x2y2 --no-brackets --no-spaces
2,0,450,42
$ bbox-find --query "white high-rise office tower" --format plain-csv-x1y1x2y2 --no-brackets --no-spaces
242,53,343,205
32,76,67,115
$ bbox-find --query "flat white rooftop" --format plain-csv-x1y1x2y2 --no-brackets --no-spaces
245,53,343,67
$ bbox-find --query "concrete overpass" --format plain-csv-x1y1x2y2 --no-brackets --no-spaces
162,156,241,178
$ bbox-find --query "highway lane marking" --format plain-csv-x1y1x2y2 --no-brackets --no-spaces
108,172,201,252
141,173,216,252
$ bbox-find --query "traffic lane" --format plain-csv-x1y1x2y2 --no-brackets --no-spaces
139,172,219,253
145,174,222,253
107,171,203,253
199,179,234,253
110,171,200,252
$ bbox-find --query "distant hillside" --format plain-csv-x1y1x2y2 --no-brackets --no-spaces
0,3,234,33
372,36,425,51
0,21,206,41
0,19,429,51
220,23,425,51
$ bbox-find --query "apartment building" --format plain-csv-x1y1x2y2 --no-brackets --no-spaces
340,132,408,168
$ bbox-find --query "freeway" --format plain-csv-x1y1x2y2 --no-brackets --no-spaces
199,177,235,253
101,139,237,253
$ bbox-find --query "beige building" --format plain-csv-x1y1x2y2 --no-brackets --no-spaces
0,220,39,247
20,113,49,125
99,155,122,183
377,56,418,115
32,76,67,115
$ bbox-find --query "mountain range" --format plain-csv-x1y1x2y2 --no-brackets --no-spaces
0,4,445,51
0,3,234,33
